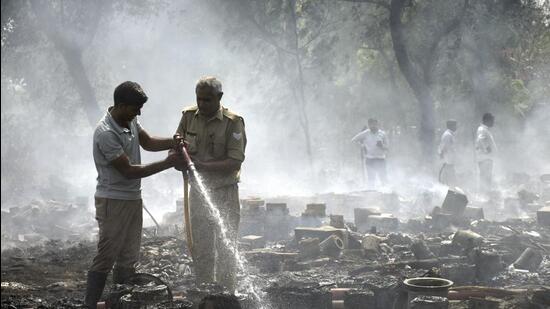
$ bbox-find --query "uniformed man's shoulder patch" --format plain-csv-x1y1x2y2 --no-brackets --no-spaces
182,105,198,114
222,108,243,122
232,132,243,140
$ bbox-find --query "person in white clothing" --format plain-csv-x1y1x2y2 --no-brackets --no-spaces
352,118,388,187
438,119,458,186
475,113,497,196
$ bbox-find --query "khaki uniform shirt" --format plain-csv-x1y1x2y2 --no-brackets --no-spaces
176,105,246,189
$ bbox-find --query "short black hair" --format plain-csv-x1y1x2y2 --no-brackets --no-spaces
368,118,378,124
446,119,457,128
482,112,494,123
114,81,148,106
198,293,241,309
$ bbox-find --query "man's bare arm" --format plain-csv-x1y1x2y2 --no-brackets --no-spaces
351,131,365,143
139,129,174,152
111,152,180,179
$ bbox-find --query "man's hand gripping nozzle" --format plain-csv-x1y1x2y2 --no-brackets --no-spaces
179,142,194,168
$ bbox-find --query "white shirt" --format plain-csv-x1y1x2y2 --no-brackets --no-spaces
438,129,456,164
475,124,497,162
352,129,388,159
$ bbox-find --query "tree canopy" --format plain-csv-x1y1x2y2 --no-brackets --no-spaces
2,0,549,202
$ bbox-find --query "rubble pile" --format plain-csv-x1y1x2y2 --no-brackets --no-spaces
1,234,197,309
2,174,550,308
1,199,95,250
234,181,550,308
1,240,93,308
137,233,193,288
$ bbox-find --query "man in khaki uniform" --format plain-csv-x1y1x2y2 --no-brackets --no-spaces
176,76,246,293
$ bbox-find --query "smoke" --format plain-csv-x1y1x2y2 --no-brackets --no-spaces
1,0,549,225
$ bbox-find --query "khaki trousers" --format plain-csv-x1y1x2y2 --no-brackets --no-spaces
89,198,143,274
189,184,240,292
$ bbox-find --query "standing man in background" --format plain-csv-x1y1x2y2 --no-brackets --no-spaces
438,119,458,187
352,118,389,188
475,113,497,198
176,76,246,293
86,81,184,308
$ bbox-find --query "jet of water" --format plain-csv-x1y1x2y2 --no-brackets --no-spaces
187,164,266,308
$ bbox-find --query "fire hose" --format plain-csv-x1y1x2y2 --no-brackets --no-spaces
179,143,194,255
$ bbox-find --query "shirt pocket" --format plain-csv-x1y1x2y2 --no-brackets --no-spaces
211,134,226,159
185,132,198,155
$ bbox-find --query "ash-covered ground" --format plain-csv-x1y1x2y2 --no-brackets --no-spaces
2,174,550,309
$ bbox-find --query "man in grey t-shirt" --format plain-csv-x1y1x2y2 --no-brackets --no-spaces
86,81,185,309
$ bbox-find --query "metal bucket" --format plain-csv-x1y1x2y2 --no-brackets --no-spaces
403,277,453,308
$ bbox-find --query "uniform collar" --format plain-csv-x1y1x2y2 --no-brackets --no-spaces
107,106,131,134
194,106,224,121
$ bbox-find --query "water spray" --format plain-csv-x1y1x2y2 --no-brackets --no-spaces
178,141,265,307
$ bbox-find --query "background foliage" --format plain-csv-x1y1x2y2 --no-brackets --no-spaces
2,0,549,205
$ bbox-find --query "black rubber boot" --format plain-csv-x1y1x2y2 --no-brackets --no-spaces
84,271,107,309
112,266,135,284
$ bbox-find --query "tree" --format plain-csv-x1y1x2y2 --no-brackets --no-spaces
28,0,109,127
345,0,470,162
1,0,167,203
216,0,354,169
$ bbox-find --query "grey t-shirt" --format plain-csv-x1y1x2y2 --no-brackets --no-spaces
93,110,142,200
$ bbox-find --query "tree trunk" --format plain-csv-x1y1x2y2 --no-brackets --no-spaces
54,39,102,127
239,0,314,168
389,0,436,162
289,0,314,168
30,0,103,128
378,47,408,124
